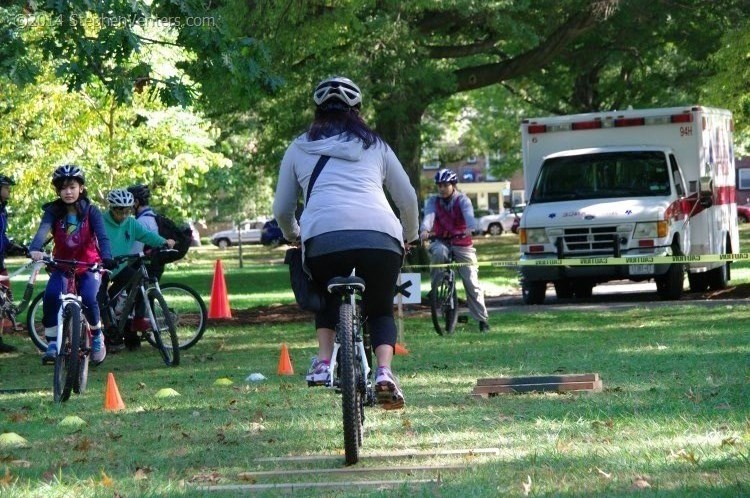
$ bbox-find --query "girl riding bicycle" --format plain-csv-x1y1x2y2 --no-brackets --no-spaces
28,165,114,365
273,75,419,410
101,189,174,351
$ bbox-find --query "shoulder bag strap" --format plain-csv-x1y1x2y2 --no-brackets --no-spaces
305,155,331,204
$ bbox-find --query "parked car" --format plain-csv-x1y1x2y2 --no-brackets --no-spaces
210,220,267,248
738,204,750,224
261,219,288,246
478,211,516,236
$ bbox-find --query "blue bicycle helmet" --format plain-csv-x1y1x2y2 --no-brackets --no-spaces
52,164,85,188
434,169,458,184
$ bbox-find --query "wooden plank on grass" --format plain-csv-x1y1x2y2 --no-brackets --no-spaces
254,447,500,462
472,380,602,397
237,464,466,478
199,479,435,492
476,373,599,386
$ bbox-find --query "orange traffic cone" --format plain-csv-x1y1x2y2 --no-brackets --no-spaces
394,343,409,356
277,343,294,376
208,259,232,319
104,373,125,411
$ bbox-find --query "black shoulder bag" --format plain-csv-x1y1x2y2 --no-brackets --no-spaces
284,155,331,312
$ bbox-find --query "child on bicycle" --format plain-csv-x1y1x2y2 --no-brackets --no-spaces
0,174,23,353
273,76,419,410
420,168,490,333
101,188,174,351
126,184,166,281
28,165,114,365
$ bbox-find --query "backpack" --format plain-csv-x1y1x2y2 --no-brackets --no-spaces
141,211,193,264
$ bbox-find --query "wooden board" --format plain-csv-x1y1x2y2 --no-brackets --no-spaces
476,373,599,386
471,379,602,398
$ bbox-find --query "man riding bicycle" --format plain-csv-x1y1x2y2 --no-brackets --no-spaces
420,168,490,333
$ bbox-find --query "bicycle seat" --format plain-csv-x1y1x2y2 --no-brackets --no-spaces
327,276,366,294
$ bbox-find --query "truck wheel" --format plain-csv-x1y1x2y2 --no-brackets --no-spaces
522,281,546,305
707,262,729,290
656,263,683,300
687,272,709,293
488,223,503,236
553,280,574,299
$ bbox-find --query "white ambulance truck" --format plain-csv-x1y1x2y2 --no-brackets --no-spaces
518,106,738,304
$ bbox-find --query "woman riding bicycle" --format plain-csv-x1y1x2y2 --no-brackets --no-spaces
100,189,174,351
28,165,114,365
420,169,491,333
273,75,419,410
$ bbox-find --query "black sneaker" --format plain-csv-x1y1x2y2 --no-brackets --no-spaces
479,321,491,333
0,338,17,353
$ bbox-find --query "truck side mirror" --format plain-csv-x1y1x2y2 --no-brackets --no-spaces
699,176,713,207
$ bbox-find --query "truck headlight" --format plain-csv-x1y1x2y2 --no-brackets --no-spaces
520,228,547,245
634,221,668,239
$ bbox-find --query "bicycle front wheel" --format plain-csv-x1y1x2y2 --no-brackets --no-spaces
27,292,47,352
158,283,207,350
147,289,180,367
54,303,81,403
430,273,458,336
338,302,362,465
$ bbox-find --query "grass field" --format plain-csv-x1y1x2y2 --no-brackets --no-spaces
0,234,748,496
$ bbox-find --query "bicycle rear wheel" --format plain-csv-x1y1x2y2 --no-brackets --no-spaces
157,283,207,350
54,303,80,403
27,292,47,352
147,289,180,367
338,302,362,465
430,273,459,336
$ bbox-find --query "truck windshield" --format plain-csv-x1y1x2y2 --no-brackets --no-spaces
530,151,670,203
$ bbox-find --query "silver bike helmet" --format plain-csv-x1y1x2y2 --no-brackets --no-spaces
313,76,362,108
107,189,134,207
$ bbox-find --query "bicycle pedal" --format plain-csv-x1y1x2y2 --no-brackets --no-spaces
458,315,469,324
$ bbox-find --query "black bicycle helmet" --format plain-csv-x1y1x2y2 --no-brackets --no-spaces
313,76,362,108
127,184,151,203
434,169,458,184
0,174,15,186
52,164,85,187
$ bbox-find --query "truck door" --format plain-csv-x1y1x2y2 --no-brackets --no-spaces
670,155,691,255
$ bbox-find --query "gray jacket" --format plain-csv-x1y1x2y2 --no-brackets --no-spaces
273,133,419,246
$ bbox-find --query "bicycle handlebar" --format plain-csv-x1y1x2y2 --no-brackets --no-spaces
112,247,177,264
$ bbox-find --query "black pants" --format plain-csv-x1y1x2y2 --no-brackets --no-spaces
305,249,402,351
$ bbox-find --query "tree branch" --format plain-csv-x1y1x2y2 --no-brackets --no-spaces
452,4,615,94
425,39,505,59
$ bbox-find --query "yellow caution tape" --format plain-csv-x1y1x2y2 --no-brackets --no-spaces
402,252,750,271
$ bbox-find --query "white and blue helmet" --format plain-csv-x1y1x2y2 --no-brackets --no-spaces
434,168,458,184
313,76,362,108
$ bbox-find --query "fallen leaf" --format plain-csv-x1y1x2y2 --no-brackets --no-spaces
9,412,27,423
75,438,92,451
0,468,13,485
189,472,221,483
237,472,257,483
596,467,612,479
10,460,30,468
134,467,150,481
101,470,114,487
522,475,532,496
632,476,651,489
721,437,738,447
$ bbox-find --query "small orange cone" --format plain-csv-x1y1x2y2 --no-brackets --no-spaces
395,343,409,356
277,343,294,376
208,259,232,319
104,373,125,412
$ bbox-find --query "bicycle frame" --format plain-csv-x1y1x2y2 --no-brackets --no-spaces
102,257,157,338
